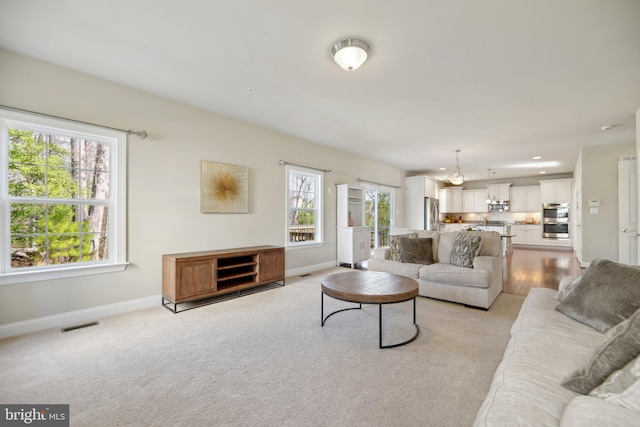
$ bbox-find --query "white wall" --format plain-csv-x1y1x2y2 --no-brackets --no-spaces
0,49,406,329
579,141,636,264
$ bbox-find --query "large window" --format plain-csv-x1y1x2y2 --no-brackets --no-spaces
286,166,323,247
0,109,127,284
365,187,393,249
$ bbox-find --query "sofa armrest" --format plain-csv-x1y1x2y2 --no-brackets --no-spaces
473,255,500,273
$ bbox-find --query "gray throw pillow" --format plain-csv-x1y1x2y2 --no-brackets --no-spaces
556,259,640,333
398,237,434,265
562,308,640,394
388,233,417,261
590,354,640,399
556,274,583,302
450,233,482,268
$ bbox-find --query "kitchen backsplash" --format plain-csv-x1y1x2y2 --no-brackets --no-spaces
441,211,541,224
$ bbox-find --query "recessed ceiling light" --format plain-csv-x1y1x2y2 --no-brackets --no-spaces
600,125,616,131
533,156,541,160
539,171,546,174
439,167,446,171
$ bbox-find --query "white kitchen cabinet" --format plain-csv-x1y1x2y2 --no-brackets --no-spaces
510,186,541,212
525,186,541,211
511,226,526,244
462,189,488,213
337,226,371,268
438,187,463,213
486,183,511,201
524,226,541,245
541,237,572,248
540,179,572,204
512,225,541,246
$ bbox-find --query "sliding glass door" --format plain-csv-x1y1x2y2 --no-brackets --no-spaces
365,188,393,250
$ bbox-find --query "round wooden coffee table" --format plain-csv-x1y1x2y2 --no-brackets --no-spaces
321,270,419,349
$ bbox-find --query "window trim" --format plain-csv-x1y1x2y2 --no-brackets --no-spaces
0,108,127,285
285,165,323,248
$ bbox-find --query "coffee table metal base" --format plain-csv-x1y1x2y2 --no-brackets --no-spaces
321,292,419,349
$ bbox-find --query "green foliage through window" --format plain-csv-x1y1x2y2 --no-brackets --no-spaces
7,129,110,268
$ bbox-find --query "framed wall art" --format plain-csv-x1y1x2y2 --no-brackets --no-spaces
200,161,248,213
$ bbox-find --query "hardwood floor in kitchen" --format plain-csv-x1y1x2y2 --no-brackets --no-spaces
503,247,583,297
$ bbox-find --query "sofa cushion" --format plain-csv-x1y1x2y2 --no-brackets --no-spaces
388,233,417,261
561,307,640,394
419,263,491,289
450,233,482,268
365,258,422,279
556,258,640,332
398,237,434,265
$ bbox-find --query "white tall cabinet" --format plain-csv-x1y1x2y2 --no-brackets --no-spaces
406,176,439,229
336,184,371,268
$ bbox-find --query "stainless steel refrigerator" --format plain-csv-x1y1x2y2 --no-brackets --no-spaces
424,197,439,230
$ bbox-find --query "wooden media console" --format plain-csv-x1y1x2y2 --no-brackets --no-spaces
162,245,285,312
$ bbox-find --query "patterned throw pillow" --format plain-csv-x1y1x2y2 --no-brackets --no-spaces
388,233,417,261
449,233,483,268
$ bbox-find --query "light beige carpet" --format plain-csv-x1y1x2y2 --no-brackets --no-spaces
0,267,523,426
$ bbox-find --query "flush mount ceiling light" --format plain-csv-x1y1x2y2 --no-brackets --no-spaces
331,38,370,71
447,149,465,186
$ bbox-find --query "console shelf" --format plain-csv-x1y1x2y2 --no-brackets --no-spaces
162,245,284,313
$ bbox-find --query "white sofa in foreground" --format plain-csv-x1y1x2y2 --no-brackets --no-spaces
475,259,640,426
367,229,503,309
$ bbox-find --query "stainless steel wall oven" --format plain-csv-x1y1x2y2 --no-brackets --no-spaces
543,203,570,239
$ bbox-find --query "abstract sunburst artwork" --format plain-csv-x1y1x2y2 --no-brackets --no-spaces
201,161,248,213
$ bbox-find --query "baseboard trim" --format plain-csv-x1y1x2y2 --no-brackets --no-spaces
286,261,338,278
0,294,161,340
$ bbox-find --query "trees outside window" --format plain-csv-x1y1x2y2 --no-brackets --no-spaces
287,167,322,246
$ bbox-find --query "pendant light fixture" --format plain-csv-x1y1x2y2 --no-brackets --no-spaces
447,149,464,185
331,38,370,71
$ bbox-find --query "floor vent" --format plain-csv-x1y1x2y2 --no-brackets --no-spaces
300,273,312,277
61,321,100,333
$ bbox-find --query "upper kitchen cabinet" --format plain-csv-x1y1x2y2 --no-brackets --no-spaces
510,186,541,212
462,189,488,213
540,179,572,204
486,183,511,201
438,187,463,213
405,175,438,199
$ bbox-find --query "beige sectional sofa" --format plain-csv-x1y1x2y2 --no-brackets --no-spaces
475,259,640,426
367,229,503,309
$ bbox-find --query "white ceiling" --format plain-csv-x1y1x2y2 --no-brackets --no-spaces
1,0,639,182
